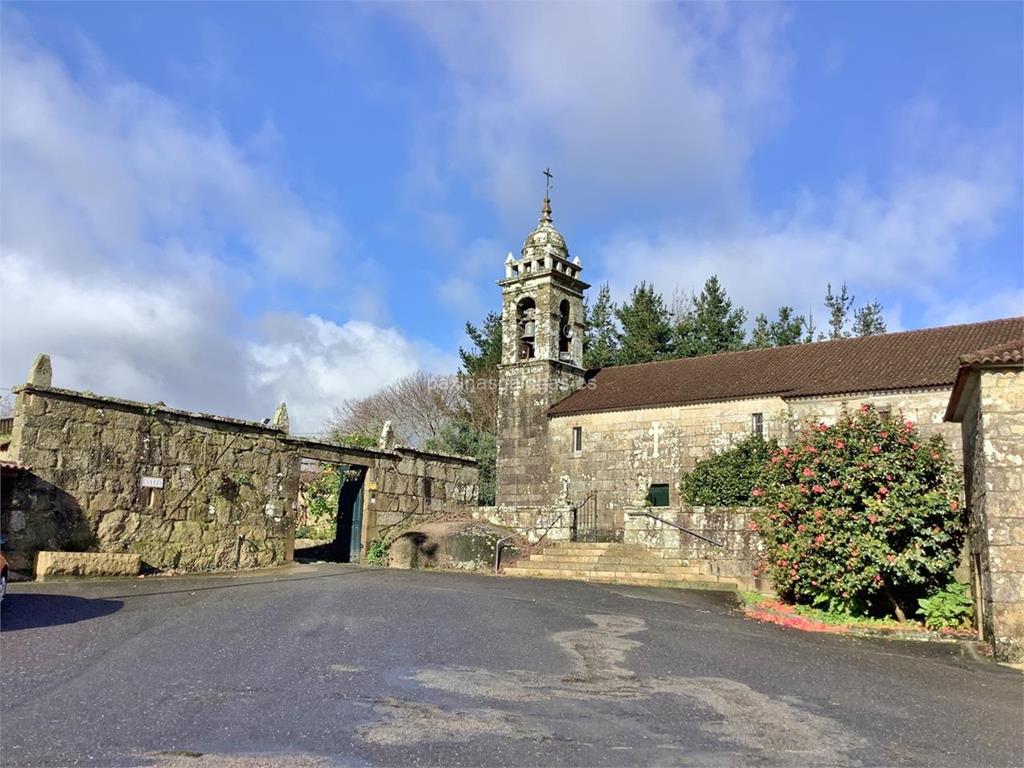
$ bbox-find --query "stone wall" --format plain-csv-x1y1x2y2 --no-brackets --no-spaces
509,388,960,533
953,368,1024,662
787,387,963,462
623,505,767,592
5,384,297,572
362,447,480,544
471,505,574,544
3,380,479,574
544,396,789,531
496,360,584,508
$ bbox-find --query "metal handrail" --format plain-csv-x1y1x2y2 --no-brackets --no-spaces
628,510,724,548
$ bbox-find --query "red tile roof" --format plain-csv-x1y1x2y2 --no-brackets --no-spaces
549,316,1024,417
959,339,1023,366
945,337,1024,422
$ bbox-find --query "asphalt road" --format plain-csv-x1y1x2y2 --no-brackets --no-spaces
1,564,1021,768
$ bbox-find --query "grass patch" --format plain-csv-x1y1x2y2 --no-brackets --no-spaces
295,525,334,541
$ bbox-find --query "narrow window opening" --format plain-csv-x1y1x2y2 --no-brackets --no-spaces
572,426,582,453
421,477,433,501
558,299,571,357
751,412,764,438
646,483,670,507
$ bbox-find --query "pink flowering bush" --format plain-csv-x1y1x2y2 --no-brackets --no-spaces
751,405,964,621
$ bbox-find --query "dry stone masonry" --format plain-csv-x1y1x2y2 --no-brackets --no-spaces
947,344,1024,662
2,357,478,574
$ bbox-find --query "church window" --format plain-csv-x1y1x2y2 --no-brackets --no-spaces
752,412,764,438
646,483,670,507
572,426,582,453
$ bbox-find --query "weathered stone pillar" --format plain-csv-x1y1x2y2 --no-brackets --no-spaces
28,353,52,387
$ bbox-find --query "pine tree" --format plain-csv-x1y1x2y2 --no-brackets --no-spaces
459,312,503,375
852,301,887,336
751,313,772,348
824,282,855,340
615,282,673,364
803,309,818,343
673,276,748,357
751,306,807,348
583,283,620,368
770,306,805,346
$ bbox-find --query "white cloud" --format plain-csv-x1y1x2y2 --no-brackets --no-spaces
598,136,1021,328
394,3,791,224
0,28,440,434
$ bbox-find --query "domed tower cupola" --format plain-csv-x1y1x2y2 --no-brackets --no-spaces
520,197,570,263
498,179,588,369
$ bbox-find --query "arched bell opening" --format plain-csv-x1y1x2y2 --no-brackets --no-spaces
558,299,572,358
517,297,537,360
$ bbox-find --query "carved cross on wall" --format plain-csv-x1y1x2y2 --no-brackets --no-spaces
648,421,663,459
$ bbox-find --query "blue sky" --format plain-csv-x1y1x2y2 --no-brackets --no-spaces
2,2,1021,432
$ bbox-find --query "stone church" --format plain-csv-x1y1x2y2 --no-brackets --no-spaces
495,194,1023,537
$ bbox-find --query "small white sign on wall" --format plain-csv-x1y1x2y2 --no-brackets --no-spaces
140,476,164,489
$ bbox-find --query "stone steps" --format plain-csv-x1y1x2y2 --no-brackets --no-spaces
503,567,738,592
527,553,694,566
503,541,738,593
515,559,700,576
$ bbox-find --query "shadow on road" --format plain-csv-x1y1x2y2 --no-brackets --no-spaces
98,566,382,600
1,593,123,632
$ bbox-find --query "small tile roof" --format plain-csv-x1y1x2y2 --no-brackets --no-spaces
549,316,1024,417
958,339,1023,366
945,337,1024,422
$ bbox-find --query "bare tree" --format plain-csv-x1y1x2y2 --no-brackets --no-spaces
325,371,462,448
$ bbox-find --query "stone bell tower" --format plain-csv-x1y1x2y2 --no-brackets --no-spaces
495,192,589,507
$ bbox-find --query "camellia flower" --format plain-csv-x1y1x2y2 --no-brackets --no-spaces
802,467,815,477
835,440,845,449
879,486,889,495
867,514,878,524
905,420,915,430
751,487,764,497
871,445,881,454
829,478,841,487
859,404,870,413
